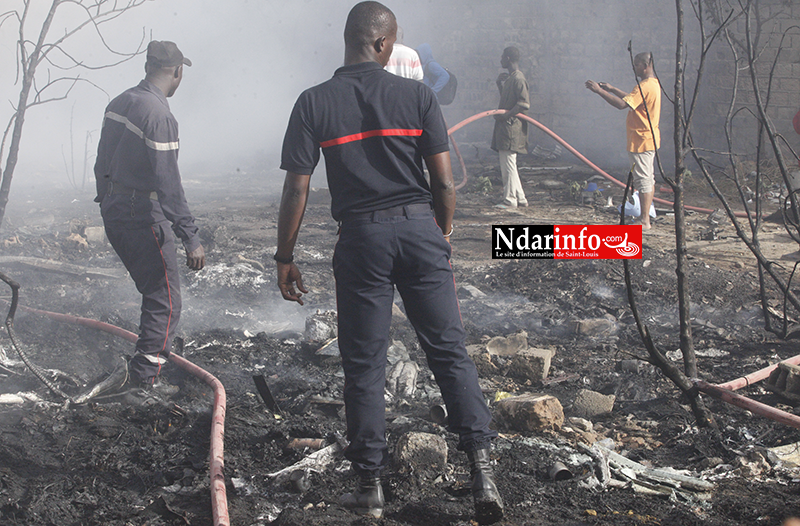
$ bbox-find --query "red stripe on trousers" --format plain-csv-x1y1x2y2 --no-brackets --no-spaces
150,225,174,381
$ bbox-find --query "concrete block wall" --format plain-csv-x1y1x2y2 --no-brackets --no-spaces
405,0,800,174
694,1,800,170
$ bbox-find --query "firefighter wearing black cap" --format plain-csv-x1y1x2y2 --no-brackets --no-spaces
94,40,205,395
276,2,503,523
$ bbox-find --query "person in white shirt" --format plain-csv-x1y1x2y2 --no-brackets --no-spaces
384,26,423,81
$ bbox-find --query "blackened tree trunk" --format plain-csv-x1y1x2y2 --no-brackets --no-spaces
0,1,58,228
0,0,146,229
673,0,697,379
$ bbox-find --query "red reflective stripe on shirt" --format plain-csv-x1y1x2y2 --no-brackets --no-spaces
320,128,423,148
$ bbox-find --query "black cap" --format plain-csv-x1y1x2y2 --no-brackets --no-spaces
146,41,192,68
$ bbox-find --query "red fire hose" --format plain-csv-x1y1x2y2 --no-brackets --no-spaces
446,115,800,429
695,379,800,429
690,352,800,431
716,354,800,391
447,110,751,218
17,304,230,526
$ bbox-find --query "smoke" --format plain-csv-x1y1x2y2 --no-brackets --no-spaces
0,0,436,192
5,0,798,196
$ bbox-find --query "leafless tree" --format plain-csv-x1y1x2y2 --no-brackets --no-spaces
621,0,734,428
686,0,800,334
626,0,800,429
0,0,148,228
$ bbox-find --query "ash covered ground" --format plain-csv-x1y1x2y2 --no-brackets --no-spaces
2,158,800,526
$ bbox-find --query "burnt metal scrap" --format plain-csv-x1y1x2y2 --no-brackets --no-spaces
253,374,283,416
0,270,71,400
0,269,126,404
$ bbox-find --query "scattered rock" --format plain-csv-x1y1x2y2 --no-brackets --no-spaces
621,436,647,449
539,179,563,190
314,338,339,357
394,432,448,476
67,233,88,250
568,417,594,433
486,331,528,356
468,349,499,376
387,360,419,398
733,452,770,477
458,284,486,298
466,344,485,357
560,424,597,445
572,316,617,337
305,310,337,342
2,235,21,247
495,393,565,432
387,340,409,364
617,359,654,375
572,389,615,418
84,226,107,245
768,441,800,467
509,347,555,382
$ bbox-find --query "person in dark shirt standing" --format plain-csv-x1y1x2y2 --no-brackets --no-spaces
276,2,503,523
94,41,205,397
491,46,530,208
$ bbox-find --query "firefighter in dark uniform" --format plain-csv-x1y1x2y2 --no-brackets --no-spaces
276,2,503,523
94,41,205,393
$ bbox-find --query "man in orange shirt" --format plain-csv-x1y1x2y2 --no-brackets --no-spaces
586,52,661,229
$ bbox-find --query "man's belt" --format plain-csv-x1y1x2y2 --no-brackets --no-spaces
342,203,432,222
107,181,158,201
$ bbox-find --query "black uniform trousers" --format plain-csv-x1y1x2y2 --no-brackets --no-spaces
333,204,496,477
104,219,181,384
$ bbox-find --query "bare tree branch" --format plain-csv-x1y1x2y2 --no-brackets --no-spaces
0,10,19,32
40,28,146,71
688,147,735,156
684,3,734,136
0,0,148,227
679,0,800,340
37,0,148,66
0,115,17,176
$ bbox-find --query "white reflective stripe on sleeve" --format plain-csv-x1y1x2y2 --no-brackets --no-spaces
144,137,180,151
104,111,180,152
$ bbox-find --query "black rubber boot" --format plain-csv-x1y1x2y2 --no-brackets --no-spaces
340,476,384,518
467,448,504,525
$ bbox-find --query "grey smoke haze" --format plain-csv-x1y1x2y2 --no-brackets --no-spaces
0,0,440,191
2,0,697,196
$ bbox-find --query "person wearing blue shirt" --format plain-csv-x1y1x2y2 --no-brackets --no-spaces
417,42,450,97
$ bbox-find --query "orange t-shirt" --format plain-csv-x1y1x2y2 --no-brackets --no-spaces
622,77,661,153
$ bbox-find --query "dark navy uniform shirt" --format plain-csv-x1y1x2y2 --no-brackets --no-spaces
280,61,450,221
94,80,200,252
